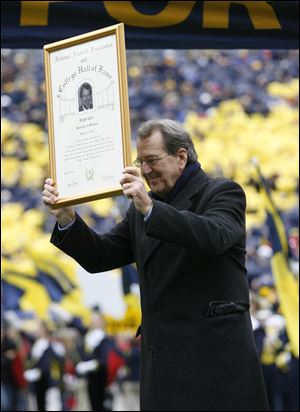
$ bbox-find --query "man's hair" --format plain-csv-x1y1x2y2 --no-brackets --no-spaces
137,119,198,164
80,82,92,97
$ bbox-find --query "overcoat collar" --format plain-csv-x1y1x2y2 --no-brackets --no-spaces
169,167,209,210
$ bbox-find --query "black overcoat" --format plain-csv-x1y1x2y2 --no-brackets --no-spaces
51,168,269,411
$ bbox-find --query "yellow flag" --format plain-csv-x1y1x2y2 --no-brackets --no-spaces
253,159,299,358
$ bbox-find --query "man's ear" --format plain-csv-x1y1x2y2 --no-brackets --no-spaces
177,148,188,171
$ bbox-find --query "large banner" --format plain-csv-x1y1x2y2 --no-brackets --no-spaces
1,1,299,49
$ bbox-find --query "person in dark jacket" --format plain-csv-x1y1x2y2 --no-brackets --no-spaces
24,320,65,411
75,311,122,411
42,119,269,411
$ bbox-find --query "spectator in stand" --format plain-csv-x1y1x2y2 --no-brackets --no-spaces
1,321,28,411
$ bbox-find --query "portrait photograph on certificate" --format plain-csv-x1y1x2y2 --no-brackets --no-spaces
44,23,131,208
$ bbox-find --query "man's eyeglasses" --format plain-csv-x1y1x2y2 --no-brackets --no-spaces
133,154,170,168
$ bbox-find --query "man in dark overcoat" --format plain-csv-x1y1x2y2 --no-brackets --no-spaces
43,119,269,411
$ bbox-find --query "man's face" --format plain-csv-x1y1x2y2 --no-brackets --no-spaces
136,130,185,197
81,87,92,108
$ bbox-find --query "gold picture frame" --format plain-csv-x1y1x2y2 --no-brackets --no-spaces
44,23,131,208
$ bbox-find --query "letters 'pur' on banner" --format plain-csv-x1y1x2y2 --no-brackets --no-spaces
1,1,299,49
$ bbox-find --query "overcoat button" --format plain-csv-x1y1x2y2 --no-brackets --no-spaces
146,269,153,277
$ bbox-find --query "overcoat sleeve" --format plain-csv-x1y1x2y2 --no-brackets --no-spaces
50,207,135,273
145,180,246,255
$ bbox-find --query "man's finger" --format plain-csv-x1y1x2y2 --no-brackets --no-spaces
120,173,140,185
42,195,55,205
45,178,55,185
44,184,58,195
122,185,134,198
122,167,140,176
43,191,58,202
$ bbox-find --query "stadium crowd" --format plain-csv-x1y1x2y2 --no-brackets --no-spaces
1,49,299,411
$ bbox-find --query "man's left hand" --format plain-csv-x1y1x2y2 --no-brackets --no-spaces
120,167,153,215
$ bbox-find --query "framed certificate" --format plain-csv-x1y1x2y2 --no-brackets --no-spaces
44,23,131,208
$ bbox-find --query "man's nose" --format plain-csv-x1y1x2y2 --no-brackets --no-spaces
141,162,152,174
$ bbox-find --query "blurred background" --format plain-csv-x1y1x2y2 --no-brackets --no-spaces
1,49,299,411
